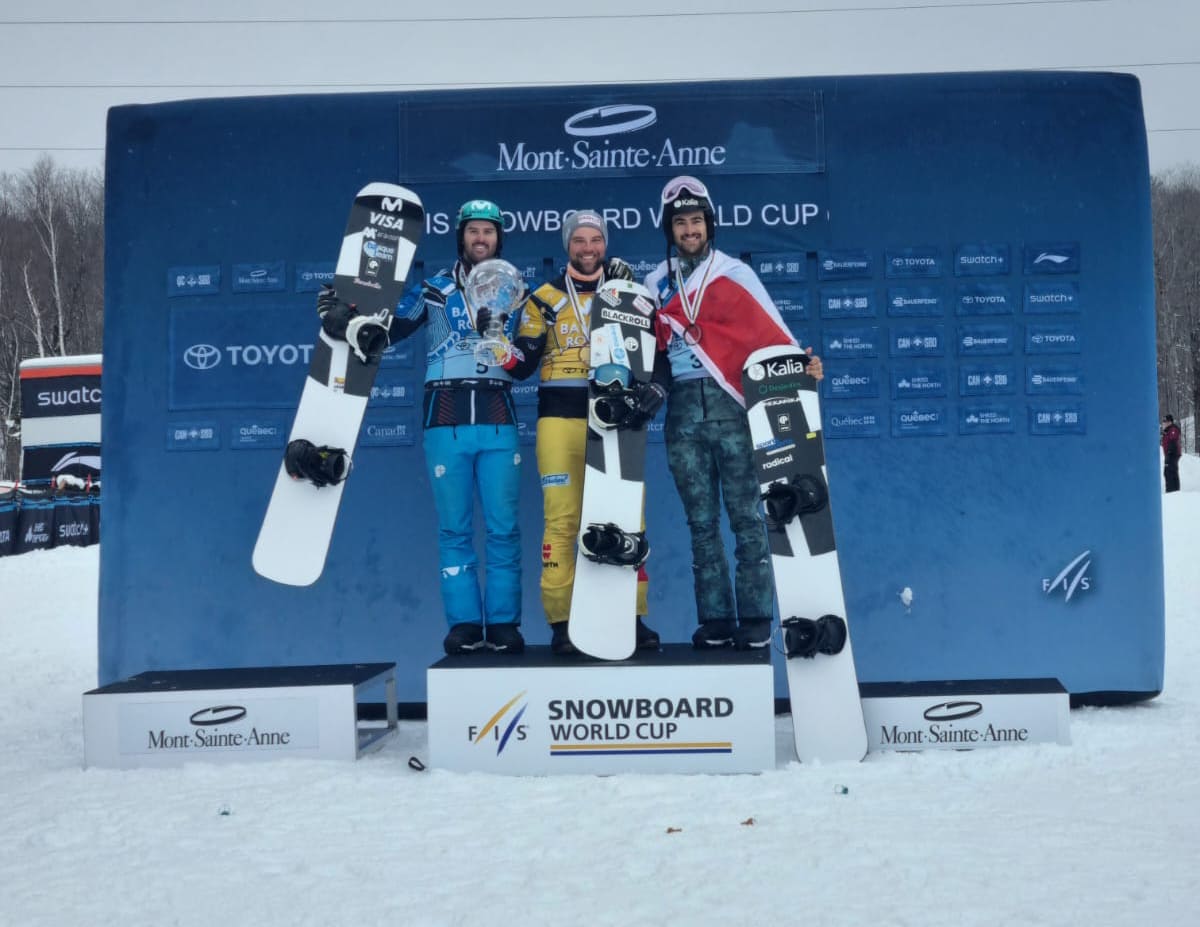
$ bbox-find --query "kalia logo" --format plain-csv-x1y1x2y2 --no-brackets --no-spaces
469,691,529,755
1043,550,1092,601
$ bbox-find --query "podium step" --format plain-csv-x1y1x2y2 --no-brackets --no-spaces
83,663,397,768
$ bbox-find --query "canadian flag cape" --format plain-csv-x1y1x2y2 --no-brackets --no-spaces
647,249,797,406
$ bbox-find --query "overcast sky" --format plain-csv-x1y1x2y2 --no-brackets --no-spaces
1,0,1196,176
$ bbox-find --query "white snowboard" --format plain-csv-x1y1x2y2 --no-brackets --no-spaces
743,344,868,762
253,183,423,586
568,281,658,660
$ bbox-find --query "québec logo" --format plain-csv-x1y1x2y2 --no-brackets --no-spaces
469,691,529,756
1043,550,1092,601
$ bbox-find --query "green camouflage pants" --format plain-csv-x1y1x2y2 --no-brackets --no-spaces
664,378,774,624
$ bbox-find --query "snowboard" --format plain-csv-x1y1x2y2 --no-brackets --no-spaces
568,279,659,660
253,183,424,586
742,345,868,762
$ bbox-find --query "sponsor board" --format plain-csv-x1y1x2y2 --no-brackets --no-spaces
232,260,286,293
1023,242,1080,275
752,251,807,283
890,324,945,357
885,246,943,278
82,664,397,768
860,679,1070,752
817,249,872,281
167,264,221,296
428,647,774,775
954,243,1010,276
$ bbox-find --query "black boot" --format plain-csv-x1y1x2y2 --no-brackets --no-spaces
692,619,736,649
550,622,577,656
485,623,525,654
443,622,484,655
635,617,660,650
733,618,772,650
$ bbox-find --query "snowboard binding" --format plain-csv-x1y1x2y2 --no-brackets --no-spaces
761,474,828,529
780,615,847,659
284,439,351,488
579,522,650,568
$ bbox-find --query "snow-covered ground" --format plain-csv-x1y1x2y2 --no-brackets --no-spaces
1,457,1197,927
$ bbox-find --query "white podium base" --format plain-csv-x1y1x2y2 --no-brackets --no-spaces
860,678,1071,752
83,663,397,768
428,644,775,775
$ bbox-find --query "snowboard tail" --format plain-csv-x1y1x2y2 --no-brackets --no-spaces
743,344,867,762
253,183,424,586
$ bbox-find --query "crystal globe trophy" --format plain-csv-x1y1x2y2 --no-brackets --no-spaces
464,259,524,366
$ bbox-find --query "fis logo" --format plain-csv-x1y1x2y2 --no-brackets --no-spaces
1043,550,1092,602
468,691,529,756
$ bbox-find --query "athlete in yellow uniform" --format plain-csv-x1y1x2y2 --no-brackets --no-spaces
509,211,664,654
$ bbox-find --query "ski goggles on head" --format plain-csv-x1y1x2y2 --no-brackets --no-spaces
592,362,632,391
660,175,710,204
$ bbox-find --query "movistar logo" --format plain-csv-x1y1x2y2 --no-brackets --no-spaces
468,691,529,755
1042,550,1092,601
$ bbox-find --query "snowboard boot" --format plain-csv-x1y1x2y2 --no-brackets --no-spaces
284,439,350,487
579,523,650,568
733,618,772,650
781,615,847,658
550,621,577,656
443,622,485,655
635,617,661,651
485,622,525,654
692,619,737,649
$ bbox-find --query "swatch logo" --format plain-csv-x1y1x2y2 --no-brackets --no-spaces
469,691,529,755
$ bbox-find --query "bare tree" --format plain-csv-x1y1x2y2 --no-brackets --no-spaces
1152,167,1200,452
0,155,104,480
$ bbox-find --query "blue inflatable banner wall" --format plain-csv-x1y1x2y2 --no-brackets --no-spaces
102,72,1162,705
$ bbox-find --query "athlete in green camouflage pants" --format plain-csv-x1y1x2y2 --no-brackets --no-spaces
664,378,774,643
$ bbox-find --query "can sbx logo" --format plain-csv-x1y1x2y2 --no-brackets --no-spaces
468,691,529,755
1043,550,1092,602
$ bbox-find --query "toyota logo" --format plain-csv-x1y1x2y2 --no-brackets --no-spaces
189,705,247,726
923,701,983,722
184,343,222,370
563,104,657,138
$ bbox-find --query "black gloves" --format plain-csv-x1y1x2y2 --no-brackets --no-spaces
605,257,635,282
474,307,510,337
631,381,667,423
317,284,357,338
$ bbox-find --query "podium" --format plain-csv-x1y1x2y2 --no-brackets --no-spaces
428,644,776,775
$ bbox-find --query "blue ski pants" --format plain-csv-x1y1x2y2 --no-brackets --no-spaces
422,424,522,627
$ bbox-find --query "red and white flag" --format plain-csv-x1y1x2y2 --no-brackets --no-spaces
650,250,798,406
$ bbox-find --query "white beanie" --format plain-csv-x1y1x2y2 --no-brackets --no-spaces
562,210,608,251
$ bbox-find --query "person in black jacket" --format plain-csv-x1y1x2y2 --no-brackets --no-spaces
1161,414,1182,493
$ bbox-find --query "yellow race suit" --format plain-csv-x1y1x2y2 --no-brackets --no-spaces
510,265,649,625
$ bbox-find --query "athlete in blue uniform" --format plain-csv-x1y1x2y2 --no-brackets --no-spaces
322,199,526,655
